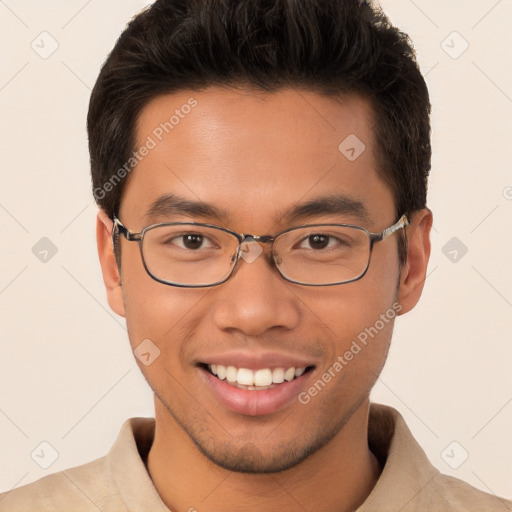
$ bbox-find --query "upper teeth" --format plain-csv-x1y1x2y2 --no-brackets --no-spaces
209,364,306,387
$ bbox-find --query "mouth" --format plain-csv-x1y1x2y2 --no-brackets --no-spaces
195,349,318,416
201,363,315,391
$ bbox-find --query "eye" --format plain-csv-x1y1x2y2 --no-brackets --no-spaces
168,233,215,250
299,234,338,250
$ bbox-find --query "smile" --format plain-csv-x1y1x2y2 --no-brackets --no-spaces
207,364,310,390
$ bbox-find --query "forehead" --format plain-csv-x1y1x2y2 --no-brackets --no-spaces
121,86,394,229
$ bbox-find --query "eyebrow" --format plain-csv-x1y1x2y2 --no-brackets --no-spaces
144,193,371,226
144,193,229,223
281,194,372,225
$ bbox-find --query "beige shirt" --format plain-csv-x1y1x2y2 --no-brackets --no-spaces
1,404,510,511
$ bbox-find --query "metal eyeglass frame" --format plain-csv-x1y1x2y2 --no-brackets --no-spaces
112,213,409,288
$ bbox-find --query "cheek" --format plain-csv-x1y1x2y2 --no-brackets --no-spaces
120,244,208,354
290,255,399,384
297,287,397,412
292,258,399,342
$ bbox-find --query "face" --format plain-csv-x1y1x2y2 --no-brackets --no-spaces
98,87,430,473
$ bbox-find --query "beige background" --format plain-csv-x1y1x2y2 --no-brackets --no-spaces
1,0,511,500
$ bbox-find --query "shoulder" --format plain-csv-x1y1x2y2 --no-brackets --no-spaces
365,404,511,512
0,417,157,512
0,456,127,512
424,472,511,512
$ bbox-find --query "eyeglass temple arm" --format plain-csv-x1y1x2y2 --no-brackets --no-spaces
372,214,409,242
112,215,142,242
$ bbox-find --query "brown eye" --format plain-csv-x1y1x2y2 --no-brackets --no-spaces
182,234,204,250
307,234,329,250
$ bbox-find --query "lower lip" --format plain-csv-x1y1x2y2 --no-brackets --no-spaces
200,367,313,416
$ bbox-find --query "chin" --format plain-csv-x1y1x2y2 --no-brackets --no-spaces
195,439,319,474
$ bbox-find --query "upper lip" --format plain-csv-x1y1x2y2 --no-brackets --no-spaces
197,350,315,370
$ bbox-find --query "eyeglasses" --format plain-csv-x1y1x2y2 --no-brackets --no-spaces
112,214,409,287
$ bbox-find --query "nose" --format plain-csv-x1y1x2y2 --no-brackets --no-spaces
211,242,301,337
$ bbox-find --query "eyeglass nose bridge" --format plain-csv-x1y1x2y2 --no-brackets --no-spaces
241,234,274,244
231,234,276,267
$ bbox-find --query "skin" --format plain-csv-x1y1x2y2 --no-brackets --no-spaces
97,87,432,512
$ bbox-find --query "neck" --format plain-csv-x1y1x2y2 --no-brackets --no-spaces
147,399,381,512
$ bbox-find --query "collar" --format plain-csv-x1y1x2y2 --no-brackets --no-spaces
105,403,439,511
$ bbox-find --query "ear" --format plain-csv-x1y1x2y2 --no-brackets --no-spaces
96,209,126,318
396,208,433,315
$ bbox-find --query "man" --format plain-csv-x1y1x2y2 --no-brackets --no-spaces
1,0,510,510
